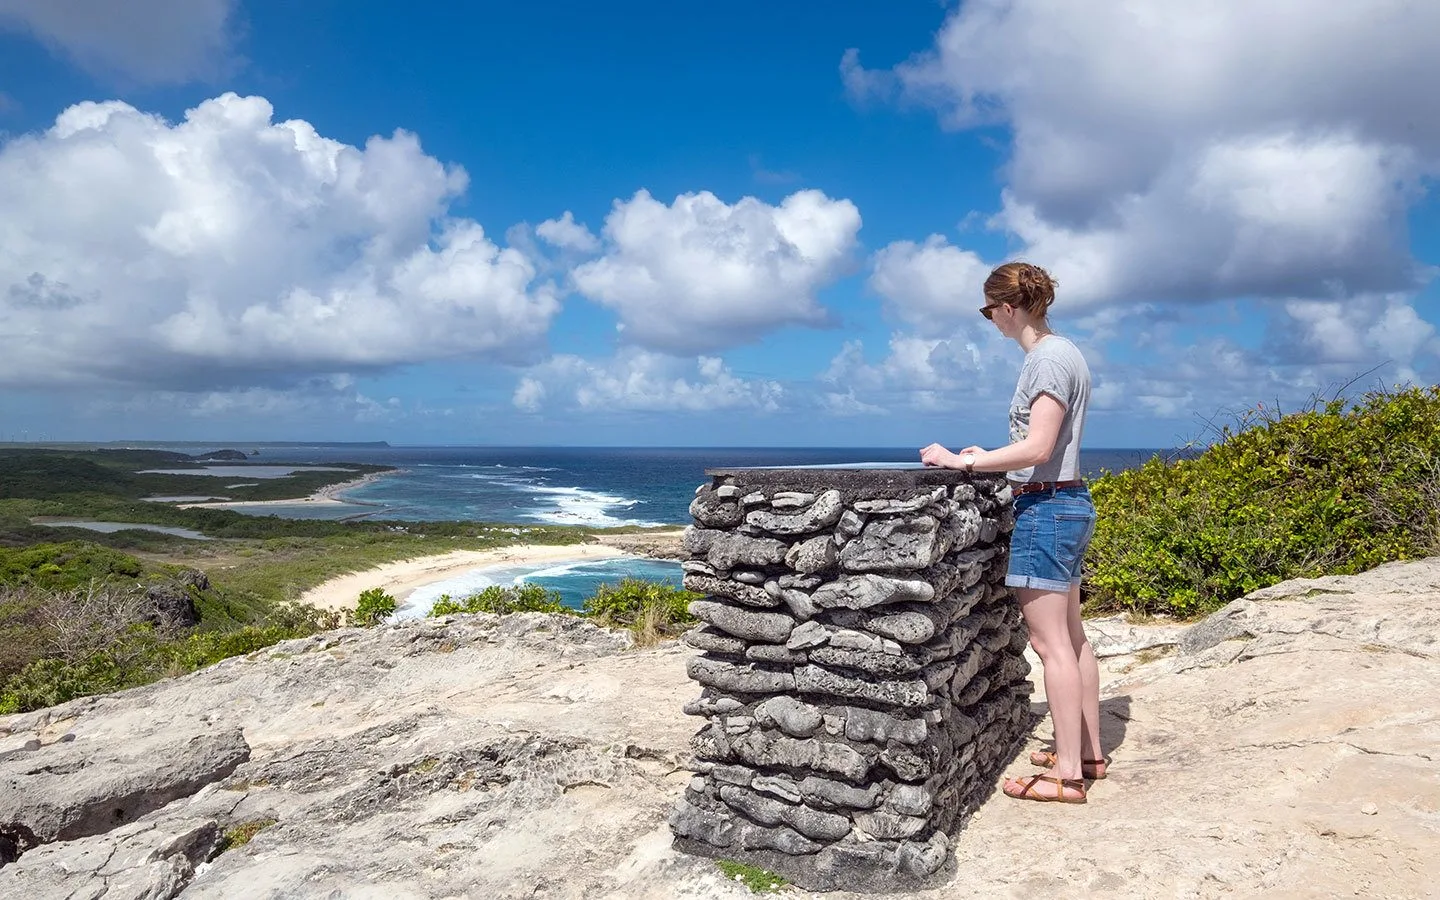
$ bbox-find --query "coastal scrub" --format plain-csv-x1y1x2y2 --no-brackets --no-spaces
1086,385,1440,617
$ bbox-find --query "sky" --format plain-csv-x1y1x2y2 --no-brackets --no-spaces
0,0,1436,448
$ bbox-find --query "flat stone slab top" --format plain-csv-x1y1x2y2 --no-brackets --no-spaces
703,465,1008,497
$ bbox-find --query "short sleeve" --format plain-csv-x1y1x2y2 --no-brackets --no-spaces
1022,359,1070,410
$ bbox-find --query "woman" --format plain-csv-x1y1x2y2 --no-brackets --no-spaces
920,261,1102,804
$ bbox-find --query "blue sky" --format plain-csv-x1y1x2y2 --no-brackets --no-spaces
0,0,1436,448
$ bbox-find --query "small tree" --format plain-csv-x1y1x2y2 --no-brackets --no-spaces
348,587,397,627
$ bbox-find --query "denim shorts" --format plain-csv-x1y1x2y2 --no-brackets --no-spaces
1006,485,1097,592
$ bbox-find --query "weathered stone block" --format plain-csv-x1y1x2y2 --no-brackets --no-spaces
794,664,929,709
754,696,825,738
689,601,795,644
728,731,871,783
682,625,747,655
843,707,928,746
855,810,928,840
746,644,808,664
745,490,843,535
785,620,830,650
811,574,935,610
690,492,744,527
684,573,780,608
865,610,937,644
687,656,796,694
838,515,943,572
786,534,837,574
799,774,882,810
701,532,789,570
808,646,924,677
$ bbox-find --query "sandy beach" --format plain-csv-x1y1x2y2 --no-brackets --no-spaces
299,541,634,612
177,470,396,511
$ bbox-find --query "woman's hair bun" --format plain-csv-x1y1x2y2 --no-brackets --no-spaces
1015,264,1056,315
985,261,1056,317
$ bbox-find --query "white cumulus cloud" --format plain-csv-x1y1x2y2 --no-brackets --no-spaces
515,350,784,414
869,236,992,333
0,0,239,84
849,0,1440,306
0,93,561,391
571,189,861,353
535,211,600,254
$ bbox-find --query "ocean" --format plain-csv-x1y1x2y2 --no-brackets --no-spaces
207,445,1176,612
222,446,1173,527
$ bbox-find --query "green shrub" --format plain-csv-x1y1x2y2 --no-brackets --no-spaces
584,578,696,627
428,582,569,616
0,610,332,714
348,587,397,627
1086,385,1440,617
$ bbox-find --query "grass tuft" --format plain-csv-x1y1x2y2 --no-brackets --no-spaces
715,859,789,894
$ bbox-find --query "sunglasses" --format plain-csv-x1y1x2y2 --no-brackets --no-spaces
979,302,1005,320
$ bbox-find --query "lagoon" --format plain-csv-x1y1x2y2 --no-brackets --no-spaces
34,520,211,541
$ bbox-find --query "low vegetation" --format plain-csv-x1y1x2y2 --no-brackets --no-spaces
715,859,789,894
348,587,398,626
430,583,569,616
0,448,598,714
217,817,278,853
1086,385,1440,617
428,577,699,646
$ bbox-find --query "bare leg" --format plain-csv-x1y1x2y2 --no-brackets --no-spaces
1067,580,1105,772
1008,587,1083,792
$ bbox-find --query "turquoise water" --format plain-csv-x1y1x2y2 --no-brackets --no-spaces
35,520,212,541
397,556,683,619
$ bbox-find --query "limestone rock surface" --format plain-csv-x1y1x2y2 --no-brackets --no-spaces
0,560,1437,898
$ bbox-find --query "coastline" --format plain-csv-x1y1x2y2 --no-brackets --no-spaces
299,541,636,613
176,469,398,511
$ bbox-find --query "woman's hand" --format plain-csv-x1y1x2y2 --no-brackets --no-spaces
919,443,959,468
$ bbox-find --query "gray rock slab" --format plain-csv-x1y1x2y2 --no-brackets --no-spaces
689,600,796,643
812,574,936,610
745,490,843,536
0,727,249,851
786,534,838,575
683,573,781,608
794,664,930,709
838,514,943,572
753,697,825,738
686,657,796,694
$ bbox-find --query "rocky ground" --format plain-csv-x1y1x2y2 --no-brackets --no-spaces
2,559,1437,899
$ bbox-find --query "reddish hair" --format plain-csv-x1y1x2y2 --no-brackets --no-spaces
984,262,1057,318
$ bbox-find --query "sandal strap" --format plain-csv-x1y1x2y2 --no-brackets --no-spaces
1015,774,1085,801
1033,750,1108,768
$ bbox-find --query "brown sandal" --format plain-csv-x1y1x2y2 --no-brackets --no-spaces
1029,750,1108,779
1004,773,1087,804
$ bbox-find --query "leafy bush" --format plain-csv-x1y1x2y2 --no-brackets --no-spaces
348,587,397,627
429,582,570,616
0,615,331,714
1086,385,1440,617
0,542,145,590
583,578,698,645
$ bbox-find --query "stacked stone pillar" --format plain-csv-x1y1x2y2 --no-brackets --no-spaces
669,466,1032,892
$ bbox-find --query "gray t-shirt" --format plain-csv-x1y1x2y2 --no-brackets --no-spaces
1008,335,1090,483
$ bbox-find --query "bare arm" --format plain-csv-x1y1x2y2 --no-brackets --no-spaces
920,392,1066,472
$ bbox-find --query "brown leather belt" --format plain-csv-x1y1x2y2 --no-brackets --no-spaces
1012,479,1085,496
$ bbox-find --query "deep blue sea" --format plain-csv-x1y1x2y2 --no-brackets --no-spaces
221,446,1173,528
204,445,1175,610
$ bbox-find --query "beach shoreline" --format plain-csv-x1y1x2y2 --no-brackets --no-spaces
177,469,399,511
299,541,641,613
